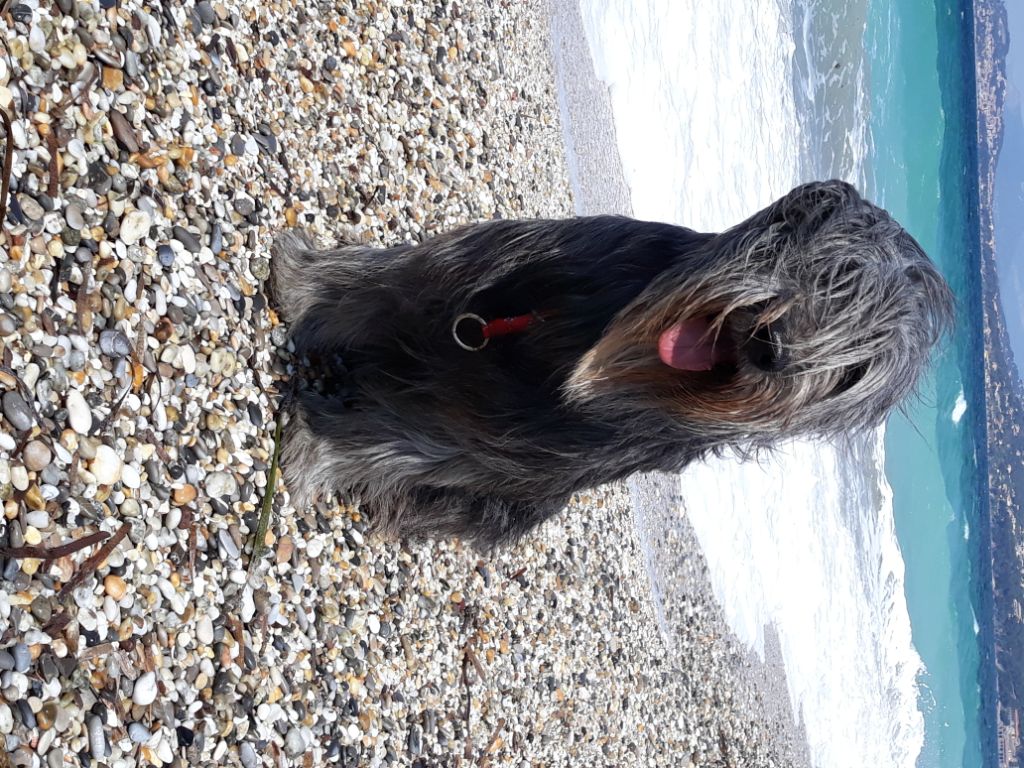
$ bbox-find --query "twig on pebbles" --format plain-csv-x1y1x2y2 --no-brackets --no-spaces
480,718,506,765
96,383,132,435
1,529,109,559
248,414,284,576
460,604,481,760
57,521,131,601
46,129,59,198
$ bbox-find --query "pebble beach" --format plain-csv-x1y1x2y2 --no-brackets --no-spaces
1,1,809,766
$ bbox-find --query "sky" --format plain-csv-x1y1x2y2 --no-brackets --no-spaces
995,1,1024,368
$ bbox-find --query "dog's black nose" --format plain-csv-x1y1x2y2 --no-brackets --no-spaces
747,323,789,373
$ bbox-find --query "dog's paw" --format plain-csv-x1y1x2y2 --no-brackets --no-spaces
269,229,321,325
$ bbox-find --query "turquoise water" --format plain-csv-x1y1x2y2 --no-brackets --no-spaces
864,1,988,767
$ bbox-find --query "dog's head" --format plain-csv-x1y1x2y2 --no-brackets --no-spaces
566,180,955,445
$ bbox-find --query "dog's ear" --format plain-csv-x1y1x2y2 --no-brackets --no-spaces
783,180,861,239
724,179,861,241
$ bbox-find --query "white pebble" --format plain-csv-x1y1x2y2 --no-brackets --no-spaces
24,510,49,529
29,26,46,54
205,471,237,498
179,344,196,374
121,464,141,489
306,539,324,558
90,445,123,485
132,671,158,706
87,713,107,758
196,616,214,645
10,465,29,492
66,389,92,434
119,210,152,245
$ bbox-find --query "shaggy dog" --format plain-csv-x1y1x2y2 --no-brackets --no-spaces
270,180,954,548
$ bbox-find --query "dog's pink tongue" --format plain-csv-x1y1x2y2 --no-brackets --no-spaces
658,317,720,371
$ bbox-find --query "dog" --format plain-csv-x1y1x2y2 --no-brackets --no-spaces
270,180,954,549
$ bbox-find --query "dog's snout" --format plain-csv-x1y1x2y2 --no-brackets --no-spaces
747,323,789,373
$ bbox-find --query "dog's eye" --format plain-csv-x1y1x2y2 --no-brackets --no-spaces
833,363,868,396
748,323,788,373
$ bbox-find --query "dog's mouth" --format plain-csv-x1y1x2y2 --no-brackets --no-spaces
658,313,788,373
657,316,736,371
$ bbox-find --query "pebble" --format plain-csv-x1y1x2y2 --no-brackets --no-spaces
12,643,31,673
99,330,133,358
239,742,258,768
18,195,44,221
87,714,106,759
173,484,197,504
65,203,85,230
90,445,123,485
121,463,142,488
206,471,238,498
66,389,92,434
284,727,307,758
3,390,33,431
132,671,158,706
119,210,152,245
23,440,52,471
197,616,214,645
128,722,151,744
172,225,202,253
196,0,216,25
104,575,127,600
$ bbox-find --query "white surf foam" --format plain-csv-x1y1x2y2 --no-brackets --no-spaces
952,389,967,424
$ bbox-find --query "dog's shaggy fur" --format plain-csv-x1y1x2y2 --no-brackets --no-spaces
271,180,953,548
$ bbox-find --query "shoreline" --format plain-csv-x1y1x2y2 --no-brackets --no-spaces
1,1,807,765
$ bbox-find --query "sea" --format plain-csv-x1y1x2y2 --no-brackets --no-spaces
568,1,989,767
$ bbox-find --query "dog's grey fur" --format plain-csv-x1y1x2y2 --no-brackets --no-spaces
271,180,953,549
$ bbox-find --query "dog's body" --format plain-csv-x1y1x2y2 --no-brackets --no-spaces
271,181,953,548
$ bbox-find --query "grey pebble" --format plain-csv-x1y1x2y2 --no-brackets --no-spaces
99,329,132,358
128,722,151,743
17,195,44,222
239,742,258,768
0,314,16,335
30,596,53,623
16,699,36,730
232,197,255,217
12,643,31,673
65,203,85,230
0,650,14,671
408,724,423,755
218,529,240,559
230,134,247,156
196,0,216,24
158,244,175,267
2,390,33,431
210,223,223,254
284,727,306,758
172,225,202,253
254,132,278,154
